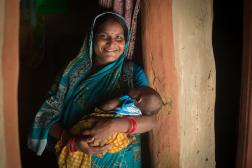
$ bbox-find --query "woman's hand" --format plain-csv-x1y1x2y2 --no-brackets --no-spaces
76,136,111,154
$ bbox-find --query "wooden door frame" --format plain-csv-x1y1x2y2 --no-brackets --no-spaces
1,0,20,167
236,0,252,167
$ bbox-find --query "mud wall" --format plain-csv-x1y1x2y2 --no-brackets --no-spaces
141,0,179,167
0,0,6,166
141,0,216,167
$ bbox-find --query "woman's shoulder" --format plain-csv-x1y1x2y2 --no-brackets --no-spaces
123,60,143,73
123,60,149,86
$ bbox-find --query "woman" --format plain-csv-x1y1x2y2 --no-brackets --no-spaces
28,12,157,167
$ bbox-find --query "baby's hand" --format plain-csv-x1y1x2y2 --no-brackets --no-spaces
76,137,111,155
88,138,106,147
81,118,116,146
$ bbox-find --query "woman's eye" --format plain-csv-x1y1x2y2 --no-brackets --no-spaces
97,34,108,39
116,36,125,42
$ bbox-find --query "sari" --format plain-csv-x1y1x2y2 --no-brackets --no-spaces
28,12,148,167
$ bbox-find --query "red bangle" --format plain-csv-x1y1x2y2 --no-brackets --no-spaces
68,138,77,152
124,117,137,134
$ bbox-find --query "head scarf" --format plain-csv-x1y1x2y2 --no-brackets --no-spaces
28,12,131,155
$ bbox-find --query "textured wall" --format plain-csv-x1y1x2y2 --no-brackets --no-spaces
173,0,216,167
141,0,180,167
142,0,216,167
0,0,6,167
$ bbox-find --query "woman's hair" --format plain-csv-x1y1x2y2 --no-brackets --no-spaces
93,13,129,41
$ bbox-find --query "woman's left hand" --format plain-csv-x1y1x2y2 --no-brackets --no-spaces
81,118,116,145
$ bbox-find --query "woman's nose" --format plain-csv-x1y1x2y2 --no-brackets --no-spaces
107,37,116,45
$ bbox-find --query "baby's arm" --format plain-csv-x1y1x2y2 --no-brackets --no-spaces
98,98,121,111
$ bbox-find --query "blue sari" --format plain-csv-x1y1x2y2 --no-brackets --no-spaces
28,12,148,167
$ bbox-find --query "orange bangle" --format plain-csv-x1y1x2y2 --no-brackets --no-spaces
124,117,137,134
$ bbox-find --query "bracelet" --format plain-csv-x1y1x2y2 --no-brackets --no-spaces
124,117,137,134
68,138,77,152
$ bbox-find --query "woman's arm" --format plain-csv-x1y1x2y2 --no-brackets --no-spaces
50,122,111,154
133,63,149,87
111,115,157,134
81,114,157,144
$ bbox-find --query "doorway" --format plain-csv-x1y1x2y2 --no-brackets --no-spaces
213,0,243,167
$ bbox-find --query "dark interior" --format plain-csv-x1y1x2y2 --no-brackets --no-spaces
213,0,243,168
19,1,101,167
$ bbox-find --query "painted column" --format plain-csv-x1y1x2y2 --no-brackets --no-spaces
173,0,216,167
141,0,216,167
141,0,180,167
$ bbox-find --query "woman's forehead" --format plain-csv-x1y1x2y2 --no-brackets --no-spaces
97,20,124,33
97,21,124,34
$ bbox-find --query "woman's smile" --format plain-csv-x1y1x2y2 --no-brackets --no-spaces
104,48,118,52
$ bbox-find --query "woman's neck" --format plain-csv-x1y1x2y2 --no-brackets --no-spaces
89,61,105,75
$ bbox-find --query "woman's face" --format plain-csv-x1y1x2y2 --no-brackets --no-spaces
94,19,125,65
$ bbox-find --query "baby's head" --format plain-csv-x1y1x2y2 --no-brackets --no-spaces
128,86,163,115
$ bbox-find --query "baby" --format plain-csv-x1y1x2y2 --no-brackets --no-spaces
56,86,163,168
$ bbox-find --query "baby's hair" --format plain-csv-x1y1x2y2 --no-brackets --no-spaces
135,86,163,115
